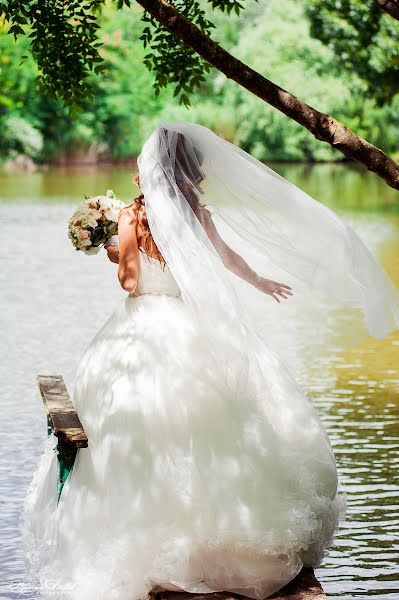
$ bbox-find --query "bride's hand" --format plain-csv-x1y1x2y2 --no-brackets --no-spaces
104,235,120,264
105,245,119,264
255,276,293,303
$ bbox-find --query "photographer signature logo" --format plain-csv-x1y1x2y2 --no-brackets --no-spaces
6,579,78,597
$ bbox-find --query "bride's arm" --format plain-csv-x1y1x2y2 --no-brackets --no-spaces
195,204,293,302
116,205,140,293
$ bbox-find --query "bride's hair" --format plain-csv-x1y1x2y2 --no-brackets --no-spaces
135,130,205,268
132,194,166,268
167,129,205,213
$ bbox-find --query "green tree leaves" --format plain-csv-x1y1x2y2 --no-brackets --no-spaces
1,0,246,109
2,0,105,109
306,0,399,105
140,1,214,107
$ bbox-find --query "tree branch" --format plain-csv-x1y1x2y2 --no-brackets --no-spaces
373,0,399,21
136,0,399,190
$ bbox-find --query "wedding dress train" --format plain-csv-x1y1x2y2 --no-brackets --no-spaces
22,249,346,600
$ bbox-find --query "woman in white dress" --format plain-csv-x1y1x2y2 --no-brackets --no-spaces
22,121,399,600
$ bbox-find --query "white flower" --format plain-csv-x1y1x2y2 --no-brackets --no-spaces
81,214,98,228
83,198,98,209
97,195,114,211
104,207,121,223
88,208,102,220
78,236,92,247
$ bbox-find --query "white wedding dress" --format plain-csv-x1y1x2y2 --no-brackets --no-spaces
22,248,347,600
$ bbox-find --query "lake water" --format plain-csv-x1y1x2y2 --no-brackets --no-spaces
1,163,398,599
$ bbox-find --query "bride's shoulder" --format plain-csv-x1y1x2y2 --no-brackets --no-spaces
119,197,144,221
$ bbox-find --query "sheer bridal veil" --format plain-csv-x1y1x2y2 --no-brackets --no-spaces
137,120,399,346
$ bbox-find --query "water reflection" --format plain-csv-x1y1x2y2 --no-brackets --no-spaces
1,163,398,599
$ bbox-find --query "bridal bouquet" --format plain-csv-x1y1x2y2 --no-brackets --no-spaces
68,189,126,255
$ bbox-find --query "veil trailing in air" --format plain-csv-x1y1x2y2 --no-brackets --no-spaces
137,121,360,576
137,120,399,345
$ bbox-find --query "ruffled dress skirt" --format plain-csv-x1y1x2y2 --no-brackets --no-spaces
22,286,346,600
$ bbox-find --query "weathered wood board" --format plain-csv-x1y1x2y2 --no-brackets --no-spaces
37,375,88,448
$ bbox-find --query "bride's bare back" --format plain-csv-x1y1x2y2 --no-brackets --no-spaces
109,193,293,301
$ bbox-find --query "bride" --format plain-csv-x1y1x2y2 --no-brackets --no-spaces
22,121,399,600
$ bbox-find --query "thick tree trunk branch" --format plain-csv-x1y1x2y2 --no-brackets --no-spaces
373,0,399,21
136,0,399,190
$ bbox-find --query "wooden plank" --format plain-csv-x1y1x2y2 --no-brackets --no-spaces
37,375,88,448
150,568,325,600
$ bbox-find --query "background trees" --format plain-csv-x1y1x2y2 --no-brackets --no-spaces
306,0,399,105
1,0,398,179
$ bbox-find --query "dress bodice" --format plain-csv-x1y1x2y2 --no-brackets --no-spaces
131,250,181,298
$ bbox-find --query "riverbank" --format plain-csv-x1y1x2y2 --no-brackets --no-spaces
1,160,398,213
1,152,138,174
1,151,379,175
